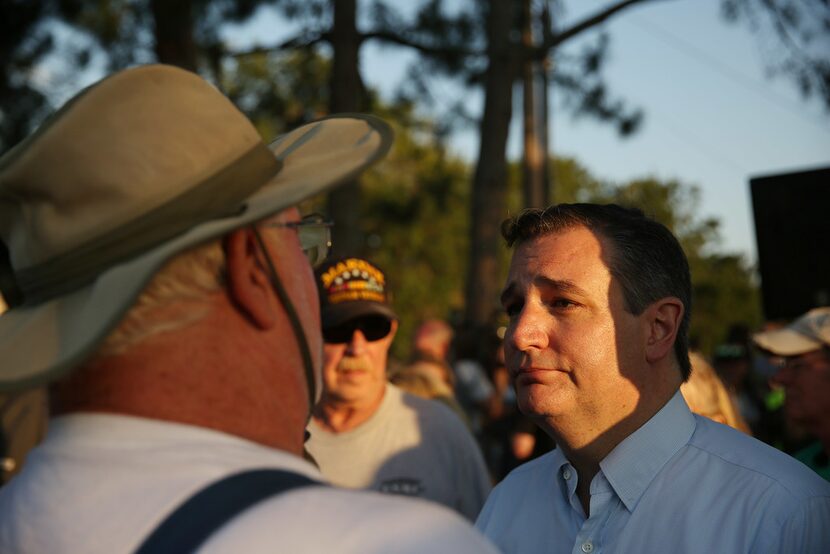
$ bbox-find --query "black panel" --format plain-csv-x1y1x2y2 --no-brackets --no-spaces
750,166,830,321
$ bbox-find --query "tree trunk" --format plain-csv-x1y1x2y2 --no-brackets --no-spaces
540,58,551,201
521,0,547,208
327,0,365,257
150,0,197,72
464,0,517,329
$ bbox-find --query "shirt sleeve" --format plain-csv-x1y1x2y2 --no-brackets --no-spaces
774,495,830,553
475,491,494,530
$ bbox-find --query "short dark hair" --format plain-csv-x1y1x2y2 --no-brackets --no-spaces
501,203,692,380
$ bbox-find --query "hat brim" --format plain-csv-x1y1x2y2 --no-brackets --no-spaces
752,327,823,357
322,301,398,330
0,114,392,391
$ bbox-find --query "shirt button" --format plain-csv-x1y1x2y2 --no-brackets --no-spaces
581,541,594,553
563,468,572,480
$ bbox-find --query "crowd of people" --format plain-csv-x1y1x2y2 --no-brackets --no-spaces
0,64,828,552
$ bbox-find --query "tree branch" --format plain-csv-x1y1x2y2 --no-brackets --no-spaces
538,0,660,55
361,30,482,59
228,30,328,58
760,0,830,100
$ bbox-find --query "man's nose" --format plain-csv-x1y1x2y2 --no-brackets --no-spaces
508,304,549,353
345,329,368,356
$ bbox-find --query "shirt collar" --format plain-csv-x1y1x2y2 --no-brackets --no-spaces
549,443,570,472
599,390,696,512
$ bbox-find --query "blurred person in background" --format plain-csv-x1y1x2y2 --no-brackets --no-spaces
713,323,788,445
0,292,48,487
681,351,751,433
482,334,555,480
412,318,504,437
388,360,468,424
411,319,454,371
452,326,499,436
754,307,830,481
713,326,762,426
306,257,492,520
0,65,497,553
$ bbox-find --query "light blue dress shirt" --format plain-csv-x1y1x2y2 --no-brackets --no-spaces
476,391,830,553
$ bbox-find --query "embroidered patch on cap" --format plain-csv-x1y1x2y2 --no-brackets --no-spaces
318,258,387,305
315,257,396,328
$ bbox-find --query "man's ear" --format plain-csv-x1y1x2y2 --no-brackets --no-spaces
388,319,399,342
224,228,276,330
645,297,684,364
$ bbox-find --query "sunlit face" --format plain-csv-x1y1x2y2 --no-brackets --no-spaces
320,318,398,407
260,207,324,405
500,226,649,431
771,348,830,433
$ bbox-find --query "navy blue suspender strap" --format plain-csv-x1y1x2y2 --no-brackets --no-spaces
134,468,323,554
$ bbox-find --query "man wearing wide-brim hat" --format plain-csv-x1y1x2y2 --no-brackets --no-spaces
0,65,497,553
754,307,830,480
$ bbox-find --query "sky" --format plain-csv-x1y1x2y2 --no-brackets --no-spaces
217,0,830,266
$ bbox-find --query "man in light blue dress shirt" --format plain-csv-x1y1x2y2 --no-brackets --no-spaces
476,204,830,553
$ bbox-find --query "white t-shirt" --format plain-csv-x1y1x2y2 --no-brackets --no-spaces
306,384,492,520
0,413,498,553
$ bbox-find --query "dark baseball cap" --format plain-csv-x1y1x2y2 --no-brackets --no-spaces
315,257,397,329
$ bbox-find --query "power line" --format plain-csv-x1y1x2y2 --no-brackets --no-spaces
647,103,750,176
628,16,830,134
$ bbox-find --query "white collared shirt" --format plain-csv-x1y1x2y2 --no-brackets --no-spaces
476,391,830,553
0,413,498,553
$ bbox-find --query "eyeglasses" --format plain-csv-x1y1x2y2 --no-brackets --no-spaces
323,315,393,344
772,348,830,372
265,213,333,268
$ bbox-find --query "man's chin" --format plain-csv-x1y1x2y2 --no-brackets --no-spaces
328,389,367,404
516,383,566,419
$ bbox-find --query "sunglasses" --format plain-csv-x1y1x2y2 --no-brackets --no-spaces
264,213,333,268
323,315,393,344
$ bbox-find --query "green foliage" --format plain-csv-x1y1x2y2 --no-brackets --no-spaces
582,174,761,356
222,49,331,141
359,105,472,361
689,254,761,354
594,178,721,256
550,156,606,204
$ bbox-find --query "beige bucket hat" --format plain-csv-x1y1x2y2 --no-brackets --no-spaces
0,64,392,391
753,307,830,356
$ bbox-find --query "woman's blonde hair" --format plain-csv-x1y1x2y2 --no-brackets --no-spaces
681,351,751,434
97,239,226,357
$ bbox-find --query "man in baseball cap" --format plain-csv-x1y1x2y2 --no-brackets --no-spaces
754,307,830,480
306,257,492,520
0,65,497,553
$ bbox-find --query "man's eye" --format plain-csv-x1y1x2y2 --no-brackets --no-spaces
551,298,576,309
